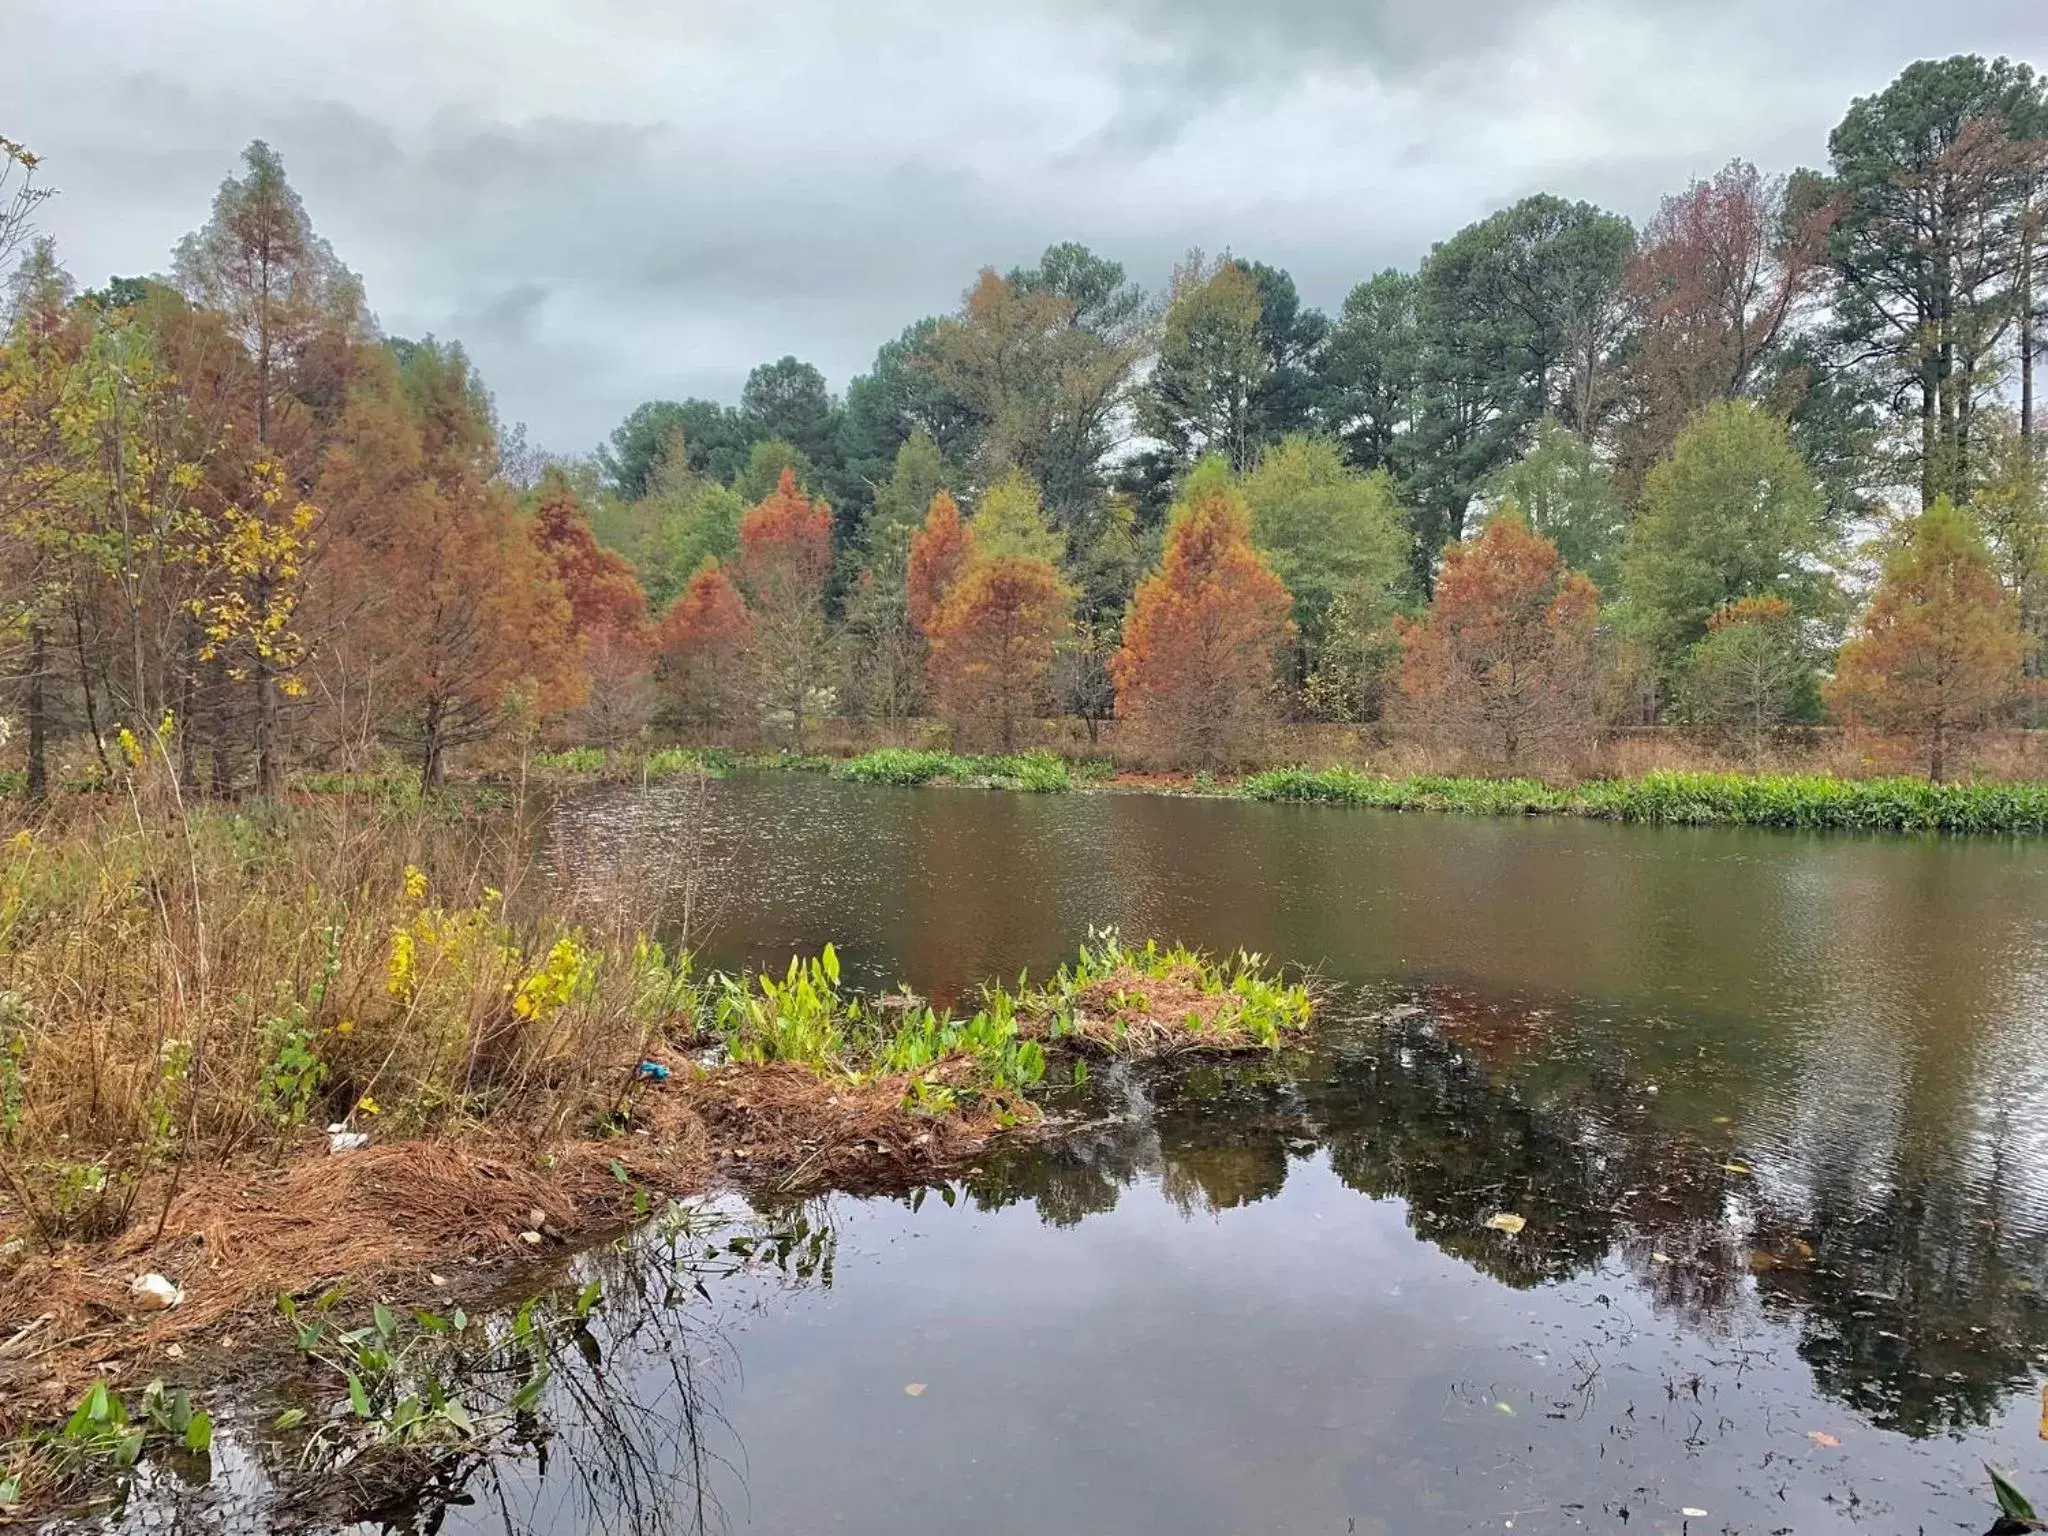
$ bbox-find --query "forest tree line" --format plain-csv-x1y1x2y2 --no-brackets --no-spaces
1,53,2046,788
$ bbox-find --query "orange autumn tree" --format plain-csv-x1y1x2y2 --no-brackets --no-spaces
533,472,647,642
654,558,754,734
1396,512,1601,770
314,339,578,788
1111,473,1294,767
735,468,834,749
1826,497,2024,781
906,490,976,635
532,472,652,750
926,555,1070,748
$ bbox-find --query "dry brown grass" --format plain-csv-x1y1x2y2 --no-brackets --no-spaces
1062,967,1277,1056
0,761,702,1251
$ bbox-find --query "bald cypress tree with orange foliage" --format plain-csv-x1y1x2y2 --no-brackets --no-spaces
313,339,578,787
654,558,754,734
1110,475,1294,767
532,471,648,643
1395,512,1601,770
1826,498,2024,780
926,555,1070,747
531,471,653,749
906,490,976,636
735,468,834,749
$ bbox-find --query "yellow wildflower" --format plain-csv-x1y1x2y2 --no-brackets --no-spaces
387,929,417,998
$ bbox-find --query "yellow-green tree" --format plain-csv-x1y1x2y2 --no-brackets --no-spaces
1827,499,2024,780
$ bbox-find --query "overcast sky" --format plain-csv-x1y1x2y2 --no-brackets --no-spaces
5,1,2044,455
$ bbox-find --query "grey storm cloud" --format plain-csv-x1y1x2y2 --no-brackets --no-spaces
3,0,2044,453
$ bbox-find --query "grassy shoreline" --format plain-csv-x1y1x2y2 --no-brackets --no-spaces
521,745,2048,837
1236,765,2048,835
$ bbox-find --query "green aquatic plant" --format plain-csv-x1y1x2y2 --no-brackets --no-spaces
531,746,610,775
276,1283,557,1455
703,933,1303,1107
712,946,855,1071
832,748,1074,792
832,749,966,786
1988,1464,2042,1532
1042,929,1315,1051
990,750,1072,793
709,944,1047,1100
0,1378,213,1511
1240,766,2048,836
641,746,730,778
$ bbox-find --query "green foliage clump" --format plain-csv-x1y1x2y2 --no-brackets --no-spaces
531,746,610,775
832,749,1074,792
708,944,1046,1103
706,934,1312,1109
1479,419,1626,592
1576,772,2048,834
2,1378,214,1510
832,749,965,786
1620,401,1830,670
1240,767,1568,815
641,747,730,779
1039,930,1315,1051
1241,766,2048,835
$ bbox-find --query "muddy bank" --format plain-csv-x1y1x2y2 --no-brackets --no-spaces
0,1063,1023,1449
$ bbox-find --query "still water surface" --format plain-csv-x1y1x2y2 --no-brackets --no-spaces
516,776,2048,1533
120,776,2048,1533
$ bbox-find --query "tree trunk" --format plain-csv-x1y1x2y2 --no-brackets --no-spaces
72,599,110,781
418,699,445,792
2023,201,2037,452
253,654,276,797
1928,715,1947,784
177,618,199,790
26,620,47,799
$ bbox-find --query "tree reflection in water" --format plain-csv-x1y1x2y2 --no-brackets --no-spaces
102,983,2048,1533
959,987,2048,1440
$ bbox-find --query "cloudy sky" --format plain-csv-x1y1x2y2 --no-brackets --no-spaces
5,1,2043,455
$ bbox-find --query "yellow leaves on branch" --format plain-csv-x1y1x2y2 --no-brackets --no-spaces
191,456,317,691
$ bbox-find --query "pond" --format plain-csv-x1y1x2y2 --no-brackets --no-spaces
134,776,2048,1532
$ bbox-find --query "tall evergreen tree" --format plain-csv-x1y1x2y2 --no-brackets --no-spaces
1826,55,2048,505
1407,195,1635,584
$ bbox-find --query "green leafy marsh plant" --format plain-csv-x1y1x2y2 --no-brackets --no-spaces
1241,766,2048,835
